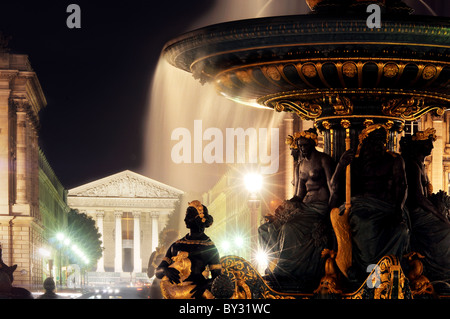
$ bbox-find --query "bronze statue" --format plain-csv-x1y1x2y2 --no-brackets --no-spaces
331,124,409,282
0,246,33,299
400,129,450,293
147,229,179,299
155,200,221,299
259,128,334,291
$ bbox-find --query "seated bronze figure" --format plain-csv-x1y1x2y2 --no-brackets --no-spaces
258,128,335,290
155,200,222,299
331,124,410,282
400,128,450,294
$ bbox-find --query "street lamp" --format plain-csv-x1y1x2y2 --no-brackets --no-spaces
244,173,263,265
244,173,263,193
56,232,67,288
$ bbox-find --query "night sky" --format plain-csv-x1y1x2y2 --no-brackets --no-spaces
0,0,214,189
0,0,448,191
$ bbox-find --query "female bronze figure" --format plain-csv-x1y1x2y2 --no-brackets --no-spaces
155,200,221,299
400,129,450,293
332,124,409,282
259,128,335,291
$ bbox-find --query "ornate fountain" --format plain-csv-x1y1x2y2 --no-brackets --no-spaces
162,0,450,299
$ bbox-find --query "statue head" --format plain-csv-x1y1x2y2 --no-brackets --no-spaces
412,128,436,157
356,124,389,158
296,128,319,159
400,128,436,158
185,200,213,231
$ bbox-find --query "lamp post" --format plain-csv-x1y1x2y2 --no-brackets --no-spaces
244,173,262,265
56,232,70,289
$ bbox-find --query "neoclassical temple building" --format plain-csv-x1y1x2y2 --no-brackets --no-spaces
67,170,183,286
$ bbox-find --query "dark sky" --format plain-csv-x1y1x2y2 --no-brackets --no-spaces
0,0,214,189
0,0,448,190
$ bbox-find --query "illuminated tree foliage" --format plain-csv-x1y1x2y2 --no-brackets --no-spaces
67,209,103,268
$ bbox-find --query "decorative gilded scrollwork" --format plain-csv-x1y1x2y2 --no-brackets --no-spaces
220,255,309,299
382,97,446,121
219,255,415,300
346,255,411,299
313,249,342,296
403,252,435,298
272,100,322,120
324,94,353,115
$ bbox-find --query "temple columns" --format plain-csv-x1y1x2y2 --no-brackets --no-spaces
114,211,123,273
133,211,142,273
151,211,159,253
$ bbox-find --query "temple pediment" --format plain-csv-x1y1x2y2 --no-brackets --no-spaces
68,170,183,198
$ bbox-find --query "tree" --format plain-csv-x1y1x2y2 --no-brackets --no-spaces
67,209,103,269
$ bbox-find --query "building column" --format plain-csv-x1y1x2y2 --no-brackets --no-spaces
114,211,123,273
15,103,27,205
96,211,105,272
151,212,159,253
133,211,142,273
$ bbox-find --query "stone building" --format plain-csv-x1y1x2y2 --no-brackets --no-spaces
67,170,183,286
0,46,47,291
418,113,450,194
38,149,70,285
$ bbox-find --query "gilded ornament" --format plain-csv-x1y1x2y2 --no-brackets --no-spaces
235,69,252,83
301,63,317,78
385,120,394,129
314,249,342,296
342,62,357,78
356,123,389,157
412,127,437,142
330,208,352,278
188,200,206,223
298,130,319,146
404,252,435,297
422,64,437,80
160,251,214,299
328,95,353,115
266,66,281,81
340,119,351,129
274,101,285,112
380,97,444,121
322,120,331,130
305,0,324,10
219,74,234,88
363,119,374,127
272,100,322,119
383,63,399,78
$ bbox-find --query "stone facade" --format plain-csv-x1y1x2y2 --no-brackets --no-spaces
420,112,450,194
0,50,47,291
38,149,70,285
67,170,183,286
